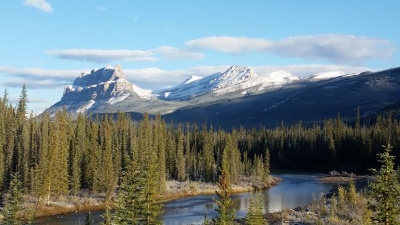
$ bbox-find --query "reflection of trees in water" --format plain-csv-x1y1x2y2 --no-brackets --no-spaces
264,190,270,213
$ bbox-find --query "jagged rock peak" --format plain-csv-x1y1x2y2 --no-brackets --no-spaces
73,65,126,87
225,65,255,75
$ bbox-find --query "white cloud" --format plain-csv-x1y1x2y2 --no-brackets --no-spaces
24,0,53,13
0,66,82,81
47,49,157,63
271,34,393,64
186,36,272,54
47,47,204,63
186,35,394,64
154,46,204,60
3,78,69,89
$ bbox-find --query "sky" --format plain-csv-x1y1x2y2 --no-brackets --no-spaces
1,0,399,114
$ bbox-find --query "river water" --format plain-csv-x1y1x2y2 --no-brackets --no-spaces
34,172,338,225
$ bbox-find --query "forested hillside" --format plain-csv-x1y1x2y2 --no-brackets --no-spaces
0,87,399,206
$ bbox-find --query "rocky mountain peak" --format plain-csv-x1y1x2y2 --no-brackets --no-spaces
221,65,257,80
58,65,139,113
73,64,126,87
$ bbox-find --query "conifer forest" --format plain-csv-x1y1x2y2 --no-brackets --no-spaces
1,87,400,224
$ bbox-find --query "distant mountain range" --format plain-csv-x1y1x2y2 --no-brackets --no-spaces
44,65,400,128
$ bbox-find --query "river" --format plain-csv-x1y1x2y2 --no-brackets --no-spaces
34,172,342,225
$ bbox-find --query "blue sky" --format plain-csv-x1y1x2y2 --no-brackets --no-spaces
1,0,399,114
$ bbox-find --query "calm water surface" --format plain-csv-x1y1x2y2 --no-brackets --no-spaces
35,172,336,225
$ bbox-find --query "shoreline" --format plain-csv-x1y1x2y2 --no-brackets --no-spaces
25,176,282,219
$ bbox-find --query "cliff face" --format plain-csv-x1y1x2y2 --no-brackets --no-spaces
61,65,136,104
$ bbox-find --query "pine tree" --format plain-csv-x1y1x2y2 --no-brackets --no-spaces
100,205,112,225
213,157,236,225
15,84,30,187
84,211,94,225
176,127,186,181
368,142,400,224
246,191,266,225
262,147,270,184
2,172,23,225
69,114,86,195
112,161,163,225
156,116,167,193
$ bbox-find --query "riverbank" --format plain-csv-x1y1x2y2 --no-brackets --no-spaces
15,176,281,220
162,176,281,202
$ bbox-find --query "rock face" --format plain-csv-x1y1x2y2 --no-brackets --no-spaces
62,65,134,104
46,65,147,115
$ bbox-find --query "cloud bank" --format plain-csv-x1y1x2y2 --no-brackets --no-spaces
47,34,394,65
0,66,82,89
47,47,203,63
24,0,53,13
1,64,373,91
186,34,394,64
47,49,157,63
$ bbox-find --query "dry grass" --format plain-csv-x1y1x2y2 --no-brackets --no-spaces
162,176,281,202
7,176,281,220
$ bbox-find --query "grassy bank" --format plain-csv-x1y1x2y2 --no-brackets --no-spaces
14,176,281,220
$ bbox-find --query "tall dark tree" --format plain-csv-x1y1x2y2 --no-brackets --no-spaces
112,161,163,225
263,147,270,184
176,127,186,181
368,143,400,224
213,156,236,225
2,173,23,225
246,191,266,225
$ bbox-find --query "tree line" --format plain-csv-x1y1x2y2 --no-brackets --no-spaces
0,87,272,204
1,87,400,199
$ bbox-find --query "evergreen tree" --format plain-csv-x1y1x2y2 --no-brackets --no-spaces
15,84,30,187
100,205,112,225
84,211,94,225
368,143,400,224
245,191,266,225
112,161,163,225
213,158,236,225
262,147,270,184
176,127,186,181
2,173,23,225
69,114,86,195
156,116,167,193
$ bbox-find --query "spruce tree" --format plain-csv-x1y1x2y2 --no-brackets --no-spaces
245,191,266,225
2,172,23,225
263,147,270,184
368,143,400,224
84,211,94,225
213,156,236,225
112,161,163,225
176,127,186,181
100,205,112,225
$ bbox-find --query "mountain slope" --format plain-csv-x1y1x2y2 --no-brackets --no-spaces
46,65,154,115
161,67,400,128
157,66,298,100
45,64,400,129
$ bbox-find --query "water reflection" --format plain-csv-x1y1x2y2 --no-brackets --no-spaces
35,172,336,225
162,173,334,225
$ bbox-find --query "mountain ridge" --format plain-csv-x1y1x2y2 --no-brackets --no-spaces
44,65,400,128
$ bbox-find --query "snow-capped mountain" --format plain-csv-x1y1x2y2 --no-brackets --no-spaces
308,71,346,80
158,66,298,100
45,64,373,118
48,64,152,115
43,64,400,129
